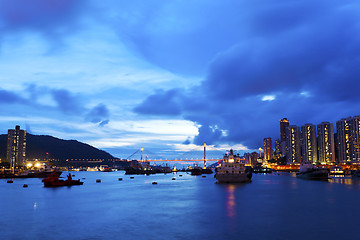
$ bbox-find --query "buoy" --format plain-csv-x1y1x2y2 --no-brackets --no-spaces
96,179,101,183
130,177,134,179
118,178,123,181
7,180,13,183
152,181,158,184
202,176,206,178
172,178,176,180
23,184,28,188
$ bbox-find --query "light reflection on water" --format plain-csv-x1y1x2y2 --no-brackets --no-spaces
225,184,236,218
1,171,360,240
329,176,360,186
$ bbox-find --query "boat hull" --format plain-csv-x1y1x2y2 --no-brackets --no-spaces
296,170,329,180
43,179,84,187
215,172,252,183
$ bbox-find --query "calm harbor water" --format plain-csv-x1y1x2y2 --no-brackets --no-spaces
1,171,360,240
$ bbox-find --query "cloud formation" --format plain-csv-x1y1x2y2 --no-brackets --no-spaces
0,0,84,32
134,89,182,116
0,89,25,104
1,0,360,156
133,1,360,149
86,104,110,126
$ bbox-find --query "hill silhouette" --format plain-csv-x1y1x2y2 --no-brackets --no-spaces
0,134,115,161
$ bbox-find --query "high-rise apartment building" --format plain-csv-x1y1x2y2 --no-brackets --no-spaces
336,117,352,163
274,139,281,159
300,124,318,164
317,122,335,164
263,137,273,161
350,116,360,163
6,125,27,170
280,118,289,156
286,125,301,164
251,152,259,165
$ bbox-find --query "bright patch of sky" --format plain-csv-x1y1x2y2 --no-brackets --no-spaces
261,95,276,101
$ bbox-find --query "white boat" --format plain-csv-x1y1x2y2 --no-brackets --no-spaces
99,165,112,172
296,163,329,180
215,149,252,183
86,167,99,171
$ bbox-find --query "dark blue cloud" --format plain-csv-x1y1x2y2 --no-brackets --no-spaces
193,124,224,146
0,89,25,103
51,89,83,113
86,104,110,125
0,0,85,31
99,120,110,127
0,0,87,51
182,138,191,145
134,89,182,116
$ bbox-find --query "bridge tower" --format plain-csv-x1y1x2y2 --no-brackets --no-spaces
141,147,143,161
204,143,207,169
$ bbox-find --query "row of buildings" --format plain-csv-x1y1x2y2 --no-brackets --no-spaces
261,117,360,165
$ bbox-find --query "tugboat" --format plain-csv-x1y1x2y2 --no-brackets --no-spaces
42,171,83,187
296,163,329,180
215,149,252,183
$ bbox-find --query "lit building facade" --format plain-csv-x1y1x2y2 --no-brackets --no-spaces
274,139,281,159
336,117,352,163
286,125,301,164
251,152,258,165
317,122,335,164
263,137,273,161
280,118,290,156
6,125,27,170
350,116,360,163
243,152,251,165
300,124,318,164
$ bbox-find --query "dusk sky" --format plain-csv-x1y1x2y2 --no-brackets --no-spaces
1,0,360,158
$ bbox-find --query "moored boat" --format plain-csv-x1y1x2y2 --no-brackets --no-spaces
215,149,252,183
253,166,273,174
42,171,83,187
99,165,112,172
296,163,329,180
190,167,203,176
202,167,213,174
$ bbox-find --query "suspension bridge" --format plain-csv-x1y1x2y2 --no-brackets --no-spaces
124,143,239,167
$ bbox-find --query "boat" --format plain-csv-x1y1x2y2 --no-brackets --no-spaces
214,149,252,183
42,171,83,187
99,165,112,172
329,166,344,176
253,166,273,174
86,167,99,171
351,170,360,177
296,163,329,180
202,167,213,174
190,167,203,176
